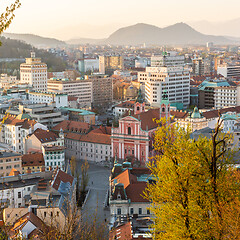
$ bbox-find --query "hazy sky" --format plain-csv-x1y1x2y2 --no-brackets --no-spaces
1,0,240,40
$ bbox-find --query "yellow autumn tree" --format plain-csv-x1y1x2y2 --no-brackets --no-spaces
0,0,21,39
145,117,240,240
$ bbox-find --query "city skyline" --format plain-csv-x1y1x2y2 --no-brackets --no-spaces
1,0,240,40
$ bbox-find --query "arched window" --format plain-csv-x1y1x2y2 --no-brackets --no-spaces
162,107,165,112
137,106,140,111
128,127,131,135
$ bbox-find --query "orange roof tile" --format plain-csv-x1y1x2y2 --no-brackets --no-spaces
52,120,90,133
32,129,58,143
22,153,45,167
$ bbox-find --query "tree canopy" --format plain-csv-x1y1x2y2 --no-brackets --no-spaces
145,117,240,240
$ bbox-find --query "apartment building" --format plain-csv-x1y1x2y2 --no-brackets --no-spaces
198,79,237,109
88,75,113,108
151,52,185,67
138,52,190,108
22,152,45,174
109,163,151,221
217,63,240,78
99,55,124,75
47,78,92,108
28,91,68,108
214,85,240,109
0,151,22,177
20,52,47,91
0,74,18,89
25,128,65,170
0,115,47,154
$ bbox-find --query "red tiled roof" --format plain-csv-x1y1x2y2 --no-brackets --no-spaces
66,131,111,145
52,169,74,191
91,125,111,135
3,116,37,128
109,222,132,240
11,212,48,239
132,109,160,131
22,153,44,167
112,169,137,189
33,129,58,143
202,106,240,119
52,120,90,134
170,110,189,119
115,101,135,108
125,182,149,202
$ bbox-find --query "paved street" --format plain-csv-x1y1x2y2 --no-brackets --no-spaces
77,160,111,225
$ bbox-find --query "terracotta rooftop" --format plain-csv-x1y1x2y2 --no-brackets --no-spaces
32,129,58,143
125,182,148,202
3,116,37,129
51,169,74,191
66,131,111,145
11,212,48,239
170,110,189,119
112,169,137,189
109,222,132,240
115,101,135,108
22,153,45,167
91,125,111,135
202,106,240,119
52,120,90,134
132,109,160,131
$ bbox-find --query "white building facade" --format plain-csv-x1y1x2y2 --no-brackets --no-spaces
138,52,190,108
28,91,68,108
47,78,92,108
214,85,240,109
20,52,47,92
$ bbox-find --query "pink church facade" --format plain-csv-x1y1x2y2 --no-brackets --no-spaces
111,91,170,165
111,115,149,165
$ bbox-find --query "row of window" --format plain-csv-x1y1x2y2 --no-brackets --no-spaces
117,207,150,215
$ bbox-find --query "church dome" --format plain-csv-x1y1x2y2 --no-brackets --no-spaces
191,107,202,119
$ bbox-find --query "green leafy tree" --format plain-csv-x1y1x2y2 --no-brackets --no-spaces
145,117,240,240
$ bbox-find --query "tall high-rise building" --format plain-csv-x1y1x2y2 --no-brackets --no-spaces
20,52,47,91
138,52,190,109
99,55,123,75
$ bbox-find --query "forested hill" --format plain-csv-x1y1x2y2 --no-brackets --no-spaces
0,37,67,72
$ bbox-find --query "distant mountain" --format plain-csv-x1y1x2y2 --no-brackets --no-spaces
66,38,105,45
105,22,234,45
188,18,240,38
2,33,66,48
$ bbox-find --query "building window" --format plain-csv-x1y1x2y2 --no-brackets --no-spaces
117,208,121,215
128,127,131,135
147,209,150,215
130,208,134,215
139,208,142,215
18,192,21,198
44,212,46,218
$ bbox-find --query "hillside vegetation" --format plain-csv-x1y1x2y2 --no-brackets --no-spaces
0,37,67,74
